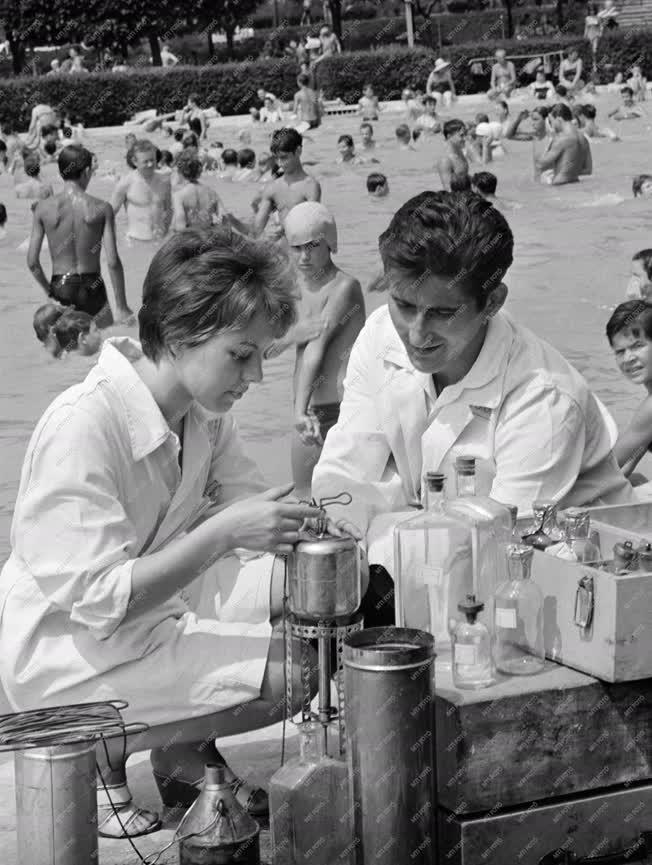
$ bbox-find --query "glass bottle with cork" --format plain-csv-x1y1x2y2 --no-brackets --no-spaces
444,456,512,636
452,593,495,689
494,544,545,676
394,471,473,664
545,507,602,564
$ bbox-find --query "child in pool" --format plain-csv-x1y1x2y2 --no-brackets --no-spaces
609,87,644,120
628,65,647,101
415,96,441,134
366,172,389,197
33,304,102,358
395,124,415,151
281,202,366,498
580,104,620,141
358,83,380,121
633,174,652,198
625,249,652,299
359,122,376,152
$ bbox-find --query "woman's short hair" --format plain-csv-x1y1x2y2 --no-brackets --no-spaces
139,227,297,362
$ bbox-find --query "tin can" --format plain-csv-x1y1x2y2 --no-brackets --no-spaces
15,742,98,865
344,627,436,865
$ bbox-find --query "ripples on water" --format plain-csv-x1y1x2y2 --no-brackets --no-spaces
0,99,650,556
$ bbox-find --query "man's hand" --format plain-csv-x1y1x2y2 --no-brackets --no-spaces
295,411,323,446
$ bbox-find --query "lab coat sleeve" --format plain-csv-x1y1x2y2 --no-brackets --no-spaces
12,403,137,642
312,325,393,538
490,383,587,511
207,415,268,506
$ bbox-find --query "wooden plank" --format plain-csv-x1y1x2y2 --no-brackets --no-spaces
438,784,652,865
435,662,652,814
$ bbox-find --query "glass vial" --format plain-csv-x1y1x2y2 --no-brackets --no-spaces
494,544,545,676
452,594,495,690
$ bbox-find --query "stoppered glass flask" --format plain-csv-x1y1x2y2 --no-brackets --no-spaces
394,472,473,659
545,507,602,564
521,499,564,550
452,594,495,690
444,456,512,636
494,544,545,676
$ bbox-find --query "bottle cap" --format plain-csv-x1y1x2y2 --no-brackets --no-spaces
455,456,476,475
425,471,445,491
613,540,637,561
457,593,484,615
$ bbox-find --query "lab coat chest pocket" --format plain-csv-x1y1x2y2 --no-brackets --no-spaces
446,411,497,497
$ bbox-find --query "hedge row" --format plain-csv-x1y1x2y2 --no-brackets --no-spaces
1,29,650,129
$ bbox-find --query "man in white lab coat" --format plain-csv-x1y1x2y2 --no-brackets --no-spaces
313,191,634,625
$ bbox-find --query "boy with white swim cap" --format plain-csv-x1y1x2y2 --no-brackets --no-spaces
278,201,366,497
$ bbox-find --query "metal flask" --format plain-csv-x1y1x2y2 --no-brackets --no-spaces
178,764,260,864
288,532,361,620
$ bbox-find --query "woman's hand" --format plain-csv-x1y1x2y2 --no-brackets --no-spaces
219,483,324,554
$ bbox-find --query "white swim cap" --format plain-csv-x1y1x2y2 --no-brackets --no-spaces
284,202,338,253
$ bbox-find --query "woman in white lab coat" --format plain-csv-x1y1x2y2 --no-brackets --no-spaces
313,192,633,624
0,227,325,837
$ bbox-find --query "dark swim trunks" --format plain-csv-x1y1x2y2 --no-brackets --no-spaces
312,402,340,440
49,272,108,318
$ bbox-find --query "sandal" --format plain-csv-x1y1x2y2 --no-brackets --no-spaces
152,769,269,822
97,783,162,839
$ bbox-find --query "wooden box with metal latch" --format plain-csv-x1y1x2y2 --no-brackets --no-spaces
520,510,652,683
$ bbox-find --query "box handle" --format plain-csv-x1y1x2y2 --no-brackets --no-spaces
538,831,652,864
574,574,594,630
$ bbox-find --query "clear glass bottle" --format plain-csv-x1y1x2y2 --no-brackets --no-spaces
444,456,513,636
545,507,602,564
394,472,473,661
494,544,545,676
522,499,564,550
269,722,353,865
452,594,495,689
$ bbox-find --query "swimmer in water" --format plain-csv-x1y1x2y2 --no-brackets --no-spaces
254,128,321,235
359,122,376,152
172,150,224,231
293,73,322,130
633,174,652,198
15,153,53,200
367,172,389,197
33,304,102,358
358,83,380,121
219,148,239,181
396,124,415,151
495,101,532,140
531,106,552,182
606,301,652,480
27,144,133,327
625,249,652,300
415,95,441,135
436,119,469,191
234,148,258,182
282,202,366,499
488,49,517,99
609,86,644,120
579,104,620,141
535,103,589,185
111,139,172,242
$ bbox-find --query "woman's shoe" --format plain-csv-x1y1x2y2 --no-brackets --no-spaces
97,783,162,839
152,769,269,822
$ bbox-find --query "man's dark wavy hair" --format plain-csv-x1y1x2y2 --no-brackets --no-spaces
378,191,514,308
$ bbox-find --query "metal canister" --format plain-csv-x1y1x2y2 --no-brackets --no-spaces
638,542,652,572
344,627,436,865
288,533,361,620
613,540,638,573
15,741,98,865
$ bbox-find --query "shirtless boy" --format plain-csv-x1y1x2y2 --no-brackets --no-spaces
111,139,172,242
254,128,321,235
608,86,644,121
27,145,132,327
293,73,322,129
436,119,469,191
536,103,590,185
283,202,366,497
15,153,53,200
172,150,222,230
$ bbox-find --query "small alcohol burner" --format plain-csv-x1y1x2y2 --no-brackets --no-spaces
285,524,363,757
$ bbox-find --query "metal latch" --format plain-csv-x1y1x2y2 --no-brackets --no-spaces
574,574,594,630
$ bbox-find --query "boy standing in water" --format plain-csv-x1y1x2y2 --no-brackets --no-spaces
293,73,322,129
254,128,321,236
283,202,366,497
27,144,132,327
436,119,469,191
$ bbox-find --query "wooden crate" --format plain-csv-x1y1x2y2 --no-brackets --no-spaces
525,517,652,682
437,783,652,865
434,662,652,814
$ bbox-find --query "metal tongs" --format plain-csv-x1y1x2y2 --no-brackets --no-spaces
299,492,353,537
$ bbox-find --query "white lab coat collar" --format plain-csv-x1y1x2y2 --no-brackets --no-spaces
381,308,513,411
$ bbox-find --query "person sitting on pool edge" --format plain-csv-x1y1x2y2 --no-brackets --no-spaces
606,301,652,487
311,191,635,626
